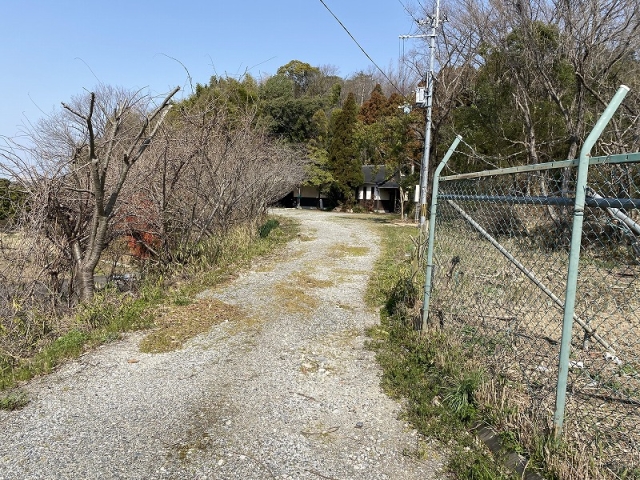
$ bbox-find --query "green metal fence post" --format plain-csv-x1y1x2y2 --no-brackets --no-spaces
553,85,630,437
421,135,462,331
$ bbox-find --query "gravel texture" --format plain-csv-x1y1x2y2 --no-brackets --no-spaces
0,209,445,479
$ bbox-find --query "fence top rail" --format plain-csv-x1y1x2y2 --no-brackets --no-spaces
440,152,640,181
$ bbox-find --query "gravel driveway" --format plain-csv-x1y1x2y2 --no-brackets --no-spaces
0,209,444,479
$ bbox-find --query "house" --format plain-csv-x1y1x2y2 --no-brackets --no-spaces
281,165,401,212
278,186,328,209
356,165,400,213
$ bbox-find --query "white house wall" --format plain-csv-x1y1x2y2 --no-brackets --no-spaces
358,186,392,201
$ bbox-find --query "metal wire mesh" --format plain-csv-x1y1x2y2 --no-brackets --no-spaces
429,160,640,475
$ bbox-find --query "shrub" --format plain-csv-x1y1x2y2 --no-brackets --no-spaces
259,219,280,238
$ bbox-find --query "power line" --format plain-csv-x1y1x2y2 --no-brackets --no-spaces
318,0,405,97
397,0,422,27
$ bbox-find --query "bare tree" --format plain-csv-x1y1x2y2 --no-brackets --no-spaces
127,97,307,263
2,86,179,301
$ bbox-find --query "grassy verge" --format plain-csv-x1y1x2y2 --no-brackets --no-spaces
0,215,297,406
366,223,523,479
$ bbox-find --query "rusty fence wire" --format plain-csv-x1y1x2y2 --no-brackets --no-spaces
426,153,640,476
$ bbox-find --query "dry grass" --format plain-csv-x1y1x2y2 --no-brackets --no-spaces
297,233,316,242
139,299,246,353
331,267,368,276
335,302,356,312
270,270,334,316
323,328,360,348
291,271,334,288
272,281,319,314
0,232,43,279
254,263,276,273
328,243,369,258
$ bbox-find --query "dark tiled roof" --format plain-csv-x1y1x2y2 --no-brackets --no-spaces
361,165,400,189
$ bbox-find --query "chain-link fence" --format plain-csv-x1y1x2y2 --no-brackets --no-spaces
426,151,640,476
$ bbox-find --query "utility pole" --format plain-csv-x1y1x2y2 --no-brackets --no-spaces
400,0,443,227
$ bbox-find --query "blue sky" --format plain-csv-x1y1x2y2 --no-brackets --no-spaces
0,0,419,138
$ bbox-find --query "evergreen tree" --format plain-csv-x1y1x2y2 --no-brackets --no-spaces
0,178,25,223
277,60,321,98
303,110,334,205
358,84,387,125
328,93,363,205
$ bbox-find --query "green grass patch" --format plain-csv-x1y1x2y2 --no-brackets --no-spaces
0,389,29,411
0,283,165,393
3,329,88,390
365,224,417,308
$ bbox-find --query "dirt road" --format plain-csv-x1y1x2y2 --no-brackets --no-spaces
0,210,443,479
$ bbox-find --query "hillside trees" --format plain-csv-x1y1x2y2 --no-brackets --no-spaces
183,74,260,125
435,0,640,166
356,85,421,168
259,60,344,144
233,60,421,210
342,69,383,105
277,60,322,98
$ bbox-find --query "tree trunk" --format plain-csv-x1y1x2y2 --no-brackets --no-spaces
77,264,96,302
